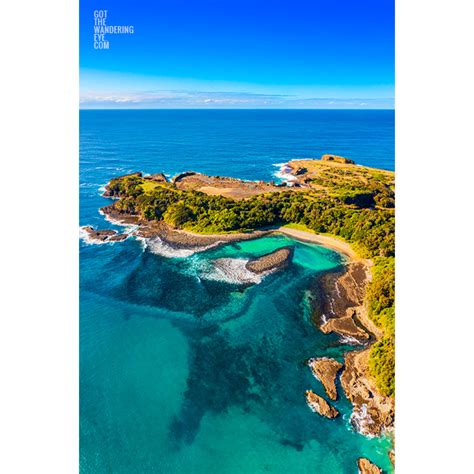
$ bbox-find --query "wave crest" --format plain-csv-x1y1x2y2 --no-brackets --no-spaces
349,404,376,438
200,258,267,284
145,236,220,258
272,162,297,184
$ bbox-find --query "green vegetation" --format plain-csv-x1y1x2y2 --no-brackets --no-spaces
105,175,394,257
105,168,395,397
368,336,395,398
299,160,395,209
366,257,395,397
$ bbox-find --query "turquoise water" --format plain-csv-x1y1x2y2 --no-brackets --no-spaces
80,110,394,473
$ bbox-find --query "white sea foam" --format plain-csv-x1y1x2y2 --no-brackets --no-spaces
272,162,297,184
306,399,319,414
306,358,322,382
79,226,116,246
79,227,97,245
349,404,376,438
338,334,365,346
200,258,267,285
145,236,221,258
99,210,138,233
80,182,104,188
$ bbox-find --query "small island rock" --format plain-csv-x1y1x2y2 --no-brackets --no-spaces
305,390,339,419
145,172,167,182
82,226,128,243
245,247,293,274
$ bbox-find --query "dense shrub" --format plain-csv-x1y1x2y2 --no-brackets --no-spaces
366,257,395,396
369,337,395,397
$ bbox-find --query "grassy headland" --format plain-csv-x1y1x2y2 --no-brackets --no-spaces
103,159,395,398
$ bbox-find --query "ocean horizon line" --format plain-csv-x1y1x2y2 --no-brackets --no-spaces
79,107,395,111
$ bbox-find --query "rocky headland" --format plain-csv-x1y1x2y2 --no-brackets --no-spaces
304,390,339,419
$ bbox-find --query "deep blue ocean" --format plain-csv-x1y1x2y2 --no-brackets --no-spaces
80,110,394,473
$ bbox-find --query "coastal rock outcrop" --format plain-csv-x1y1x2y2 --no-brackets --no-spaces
81,226,128,243
102,172,142,197
317,262,369,320
107,233,128,242
172,171,200,183
145,172,167,182
307,357,343,400
314,260,394,438
357,458,382,474
245,247,293,274
321,154,355,164
320,308,370,342
340,350,394,437
305,390,339,419
294,166,308,176
314,261,384,343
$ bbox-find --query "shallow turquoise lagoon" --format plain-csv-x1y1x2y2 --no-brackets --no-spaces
80,235,393,473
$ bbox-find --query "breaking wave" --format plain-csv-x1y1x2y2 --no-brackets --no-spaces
349,404,376,438
99,210,139,234
145,237,220,258
200,258,266,285
79,227,115,246
338,334,365,346
272,162,297,184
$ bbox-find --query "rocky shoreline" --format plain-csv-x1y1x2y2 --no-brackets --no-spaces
308,260,394,435
341,349,394,438
301,241,393,473
99,205,271,250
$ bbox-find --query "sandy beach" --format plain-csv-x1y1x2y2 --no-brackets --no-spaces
274,226,361,261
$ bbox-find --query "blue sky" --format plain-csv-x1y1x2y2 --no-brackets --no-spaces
80,0,394,109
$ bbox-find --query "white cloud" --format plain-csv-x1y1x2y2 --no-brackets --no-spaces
79,89,394,109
